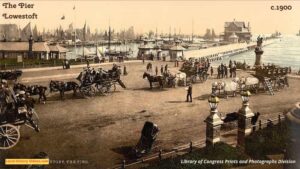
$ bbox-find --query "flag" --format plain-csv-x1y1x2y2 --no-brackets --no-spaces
61,15,65,20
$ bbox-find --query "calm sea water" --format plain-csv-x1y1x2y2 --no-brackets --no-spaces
212,35,300,71
67,35,300,71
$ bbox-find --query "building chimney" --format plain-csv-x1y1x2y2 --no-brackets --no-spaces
28,35,33,58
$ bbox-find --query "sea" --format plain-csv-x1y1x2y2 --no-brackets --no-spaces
66,35,300,71
212,35,300,71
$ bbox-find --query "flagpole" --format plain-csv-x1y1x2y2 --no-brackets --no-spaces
73,3,77,62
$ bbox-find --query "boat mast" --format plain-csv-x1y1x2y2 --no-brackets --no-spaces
73,4,77,61
192,19,194,43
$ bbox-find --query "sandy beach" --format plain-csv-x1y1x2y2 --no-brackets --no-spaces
1,61,299,169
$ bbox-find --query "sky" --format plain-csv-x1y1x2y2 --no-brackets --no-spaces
1,0,300,35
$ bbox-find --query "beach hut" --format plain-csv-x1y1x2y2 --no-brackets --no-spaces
137,40,154,60
169,40,185,61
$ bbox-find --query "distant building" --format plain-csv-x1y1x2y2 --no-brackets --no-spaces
0,24,20,41
0,37,68,60
137,40,154,60
169,40,185,61
223,20,252,43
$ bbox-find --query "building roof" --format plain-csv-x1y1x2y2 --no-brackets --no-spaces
169,45,185,51
0,42,69,53
48,44,69,53
225,21,246,28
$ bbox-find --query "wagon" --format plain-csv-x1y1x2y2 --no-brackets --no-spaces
0,106,39,150
0,89,39,150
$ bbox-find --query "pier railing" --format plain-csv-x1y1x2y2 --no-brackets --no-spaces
111,113,285,169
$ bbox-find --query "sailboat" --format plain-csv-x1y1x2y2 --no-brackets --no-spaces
297,30,300,36
76,47,96,61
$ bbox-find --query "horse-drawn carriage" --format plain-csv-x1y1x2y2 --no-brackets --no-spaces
212,77,260,98
252,65,289,95
179,61,209,83
77,65,126,96
0,70,23,81
0,88,39,150
143,71,186,89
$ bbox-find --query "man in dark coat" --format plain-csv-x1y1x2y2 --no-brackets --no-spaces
224,64,228,78
186,84,193,102
160,65,164,75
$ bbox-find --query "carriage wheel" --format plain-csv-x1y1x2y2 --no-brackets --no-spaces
88,86,96,97
96,84,109,95
25,109,39,131
105,82,113,94
0,124,20,150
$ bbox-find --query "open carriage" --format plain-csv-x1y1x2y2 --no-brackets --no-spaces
0,70,23,81
0,89,39,150
77,65,126,96
180,62,209,83
211,77,260,98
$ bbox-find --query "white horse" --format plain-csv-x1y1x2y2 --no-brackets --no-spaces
175,72,187,86
234,77,259,93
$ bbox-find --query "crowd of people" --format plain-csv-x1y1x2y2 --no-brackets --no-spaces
146,62,169,76
214,60,237,79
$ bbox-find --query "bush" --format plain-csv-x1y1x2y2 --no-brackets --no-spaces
245,122,289,159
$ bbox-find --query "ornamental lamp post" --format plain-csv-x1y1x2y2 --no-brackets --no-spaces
237,90,254,149
208,94,219,110
205,95,223,147
241,90,251,104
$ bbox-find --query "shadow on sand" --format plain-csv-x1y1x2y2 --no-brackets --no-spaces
131,87,168,92
111,146,136,160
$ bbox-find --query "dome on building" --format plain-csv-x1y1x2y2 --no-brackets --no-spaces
229,32,239,39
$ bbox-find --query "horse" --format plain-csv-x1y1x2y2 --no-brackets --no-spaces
0,70,22,81
175,72,187,86
13,83,47,104
143,72,164,89
49,80,79,99
220,112,260,130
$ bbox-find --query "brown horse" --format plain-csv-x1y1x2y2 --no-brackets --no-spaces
143,72,164,89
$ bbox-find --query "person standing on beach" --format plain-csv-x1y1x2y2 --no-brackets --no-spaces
161,65,164,75
224,64,228,78
210,67,213,77
123,66,128,76
165,64,168,72
186,83,193,102
155,66,158,75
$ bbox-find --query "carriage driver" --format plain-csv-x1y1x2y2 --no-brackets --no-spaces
16,91,26,107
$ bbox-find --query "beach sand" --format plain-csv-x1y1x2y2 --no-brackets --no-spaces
1,61,299,169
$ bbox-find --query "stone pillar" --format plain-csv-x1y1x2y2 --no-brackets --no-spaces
205,108,223,147
237,101,254,149
254,36,264,68
285,102,300,169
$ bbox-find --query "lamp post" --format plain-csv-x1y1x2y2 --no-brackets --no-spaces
205,95,223,147
237,90,254,149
